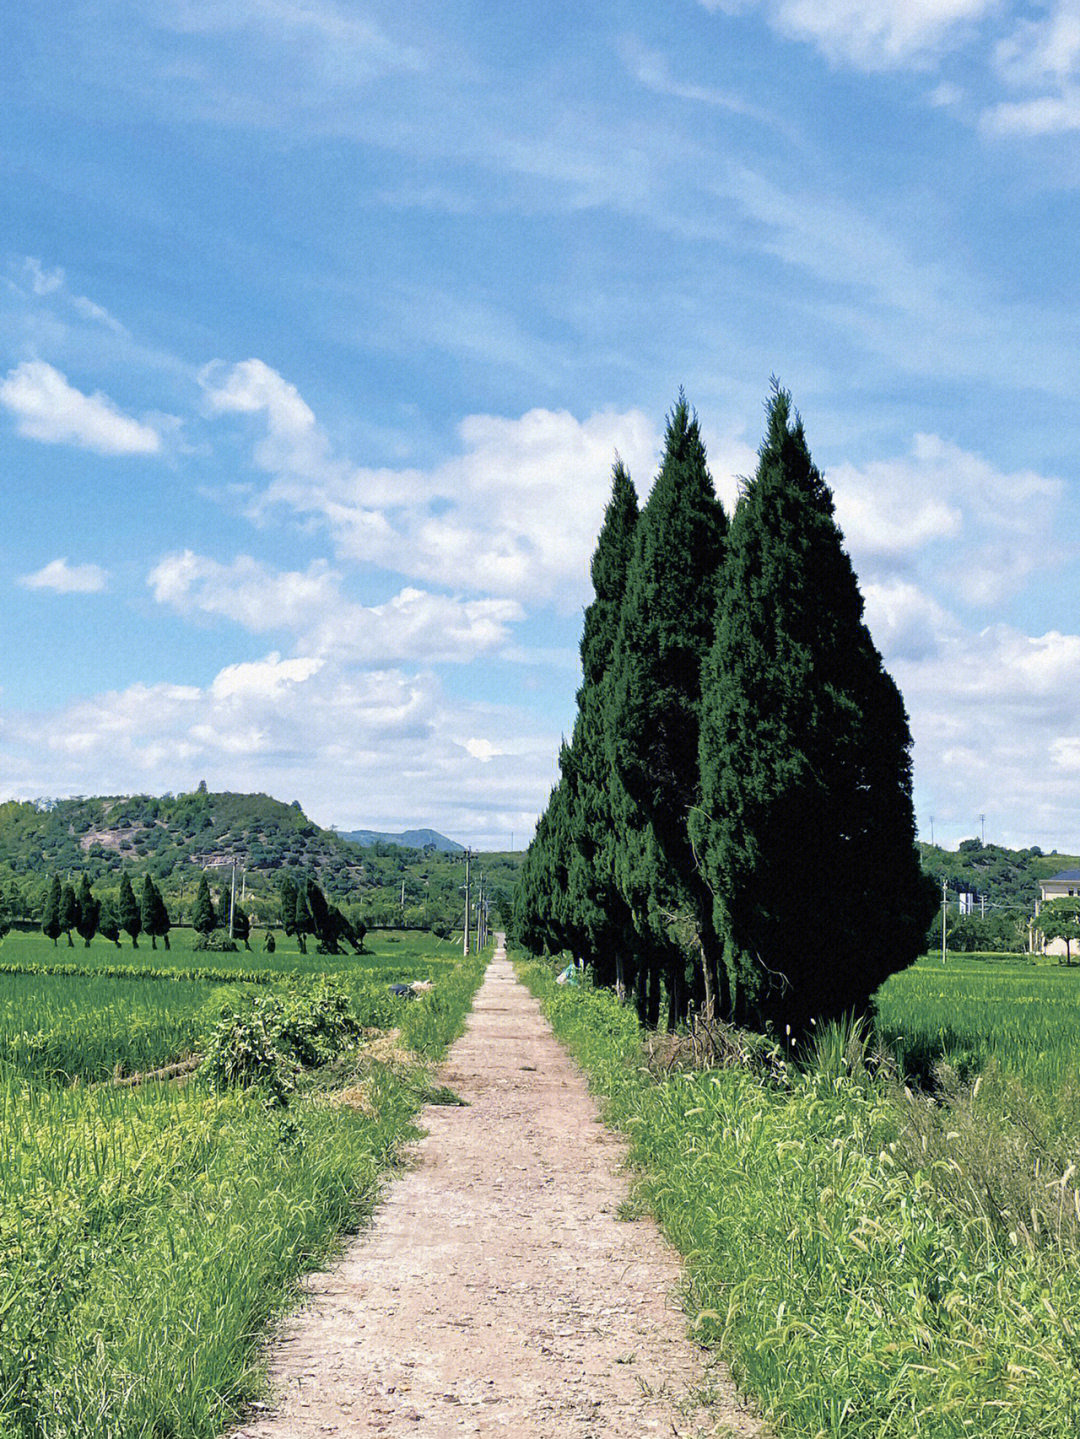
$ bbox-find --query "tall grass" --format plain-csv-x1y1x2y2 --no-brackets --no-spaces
519,957,1080,1438
0,940,489,1438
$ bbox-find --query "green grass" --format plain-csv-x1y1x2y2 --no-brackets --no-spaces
518,955,1080,1439
875,952,1080,1090
0,929,489,1439
0,970,253,1084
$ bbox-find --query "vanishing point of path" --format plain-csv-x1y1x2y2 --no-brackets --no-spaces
230,940,765,1439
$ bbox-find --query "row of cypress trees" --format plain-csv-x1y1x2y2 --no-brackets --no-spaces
512,384,937,1035
41,871,171,949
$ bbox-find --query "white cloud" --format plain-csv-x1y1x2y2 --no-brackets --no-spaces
0,361,162,455
18,558,109,594
862,579,957,662
0,657,558,846
893,623,1080,848
981,3,1080,135
23,258,64,296
829,434,1063,603
201,359,660,609
700,0,997,71
148,550,524,663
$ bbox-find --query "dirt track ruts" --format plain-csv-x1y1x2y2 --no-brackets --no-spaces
229,938,764,1438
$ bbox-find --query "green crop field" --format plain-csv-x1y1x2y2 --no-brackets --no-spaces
0,924,488,1438
518,948,1080,1439
875,952,1080,1090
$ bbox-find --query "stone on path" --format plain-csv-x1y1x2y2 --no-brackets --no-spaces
228,939,764,1438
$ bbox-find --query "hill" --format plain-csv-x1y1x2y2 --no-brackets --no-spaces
0,789,520,932
340,827,463,852
918,837,1080,912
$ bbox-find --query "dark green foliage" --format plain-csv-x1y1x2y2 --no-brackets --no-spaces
693,384,936,1032
606,394,728,1017
41,876,62,947
97,894,121,946
75,874,99,947
140,874,171,950
117,873,141,948
191,875,216,936
232,903,251,950
58,883,80,948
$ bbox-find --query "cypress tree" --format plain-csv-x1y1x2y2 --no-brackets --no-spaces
117,873,141,948
41,875,62,947
693,384,937,1034
98,894,122,947
192,875,216,936
606,394,728,1019
59,882,80,947
566,460,640,998
141,875,171,950
76,874,99,947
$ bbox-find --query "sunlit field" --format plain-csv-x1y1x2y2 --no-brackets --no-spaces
0,924,488,1438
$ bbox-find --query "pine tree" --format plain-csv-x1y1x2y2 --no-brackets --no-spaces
192,875,216,936
41,875,62,947
75,874,99,947
606,394,729,1019
59,882,80,947
117,873,141,948
693,384,937,1033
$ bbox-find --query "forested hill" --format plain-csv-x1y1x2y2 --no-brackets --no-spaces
919,838,1080,911
340,828,463,852
0,789,520,927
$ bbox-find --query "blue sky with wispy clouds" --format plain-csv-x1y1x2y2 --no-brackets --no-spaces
3,0,1080,849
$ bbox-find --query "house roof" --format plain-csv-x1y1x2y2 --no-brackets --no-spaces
1044,870,1080,883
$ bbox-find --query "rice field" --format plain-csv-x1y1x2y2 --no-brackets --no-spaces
0,925,488,1438
874,952,1080,1090
518,949,1080,1439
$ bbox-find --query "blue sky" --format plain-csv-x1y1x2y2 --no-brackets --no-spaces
3,0,1080,850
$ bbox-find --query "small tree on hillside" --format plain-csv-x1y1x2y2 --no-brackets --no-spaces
76,874,100,947
117,873,141,948
41,876,62,947
59,883,80,948
232,903,251,950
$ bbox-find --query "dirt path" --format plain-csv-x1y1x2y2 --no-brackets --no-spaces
230,939,764,1438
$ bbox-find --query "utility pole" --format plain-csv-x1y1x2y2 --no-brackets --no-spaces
941,877,948,965
929,815,934,847
475,872,484,952
228,862,237,940
980,813,986,845
463,848,471,957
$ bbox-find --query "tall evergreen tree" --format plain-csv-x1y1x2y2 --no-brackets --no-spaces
41,875,62,947
59,882,80,947
192,875,216,936
606,394,729,1018
140,875,171,950
117,873,141,948
98,894,122,947
565,460,640,998
693,384,937,1033
75,874,99,947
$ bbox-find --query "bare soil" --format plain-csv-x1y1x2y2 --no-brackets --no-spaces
229,939,764,1438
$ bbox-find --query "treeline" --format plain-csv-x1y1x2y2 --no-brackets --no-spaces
513,386,937,1035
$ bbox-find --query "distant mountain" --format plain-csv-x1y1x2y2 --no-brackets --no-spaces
339,828,464,853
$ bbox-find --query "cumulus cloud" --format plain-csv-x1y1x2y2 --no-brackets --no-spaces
828,434,1063,603
892,622,1080,848
148,550,524,663
700,0,996,71
201,359,660,608
0,361,161,455
980,2,1080,135
0,656,557,846
18,558,109,594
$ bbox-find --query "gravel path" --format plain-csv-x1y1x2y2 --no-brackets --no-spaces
229,939,764,1438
